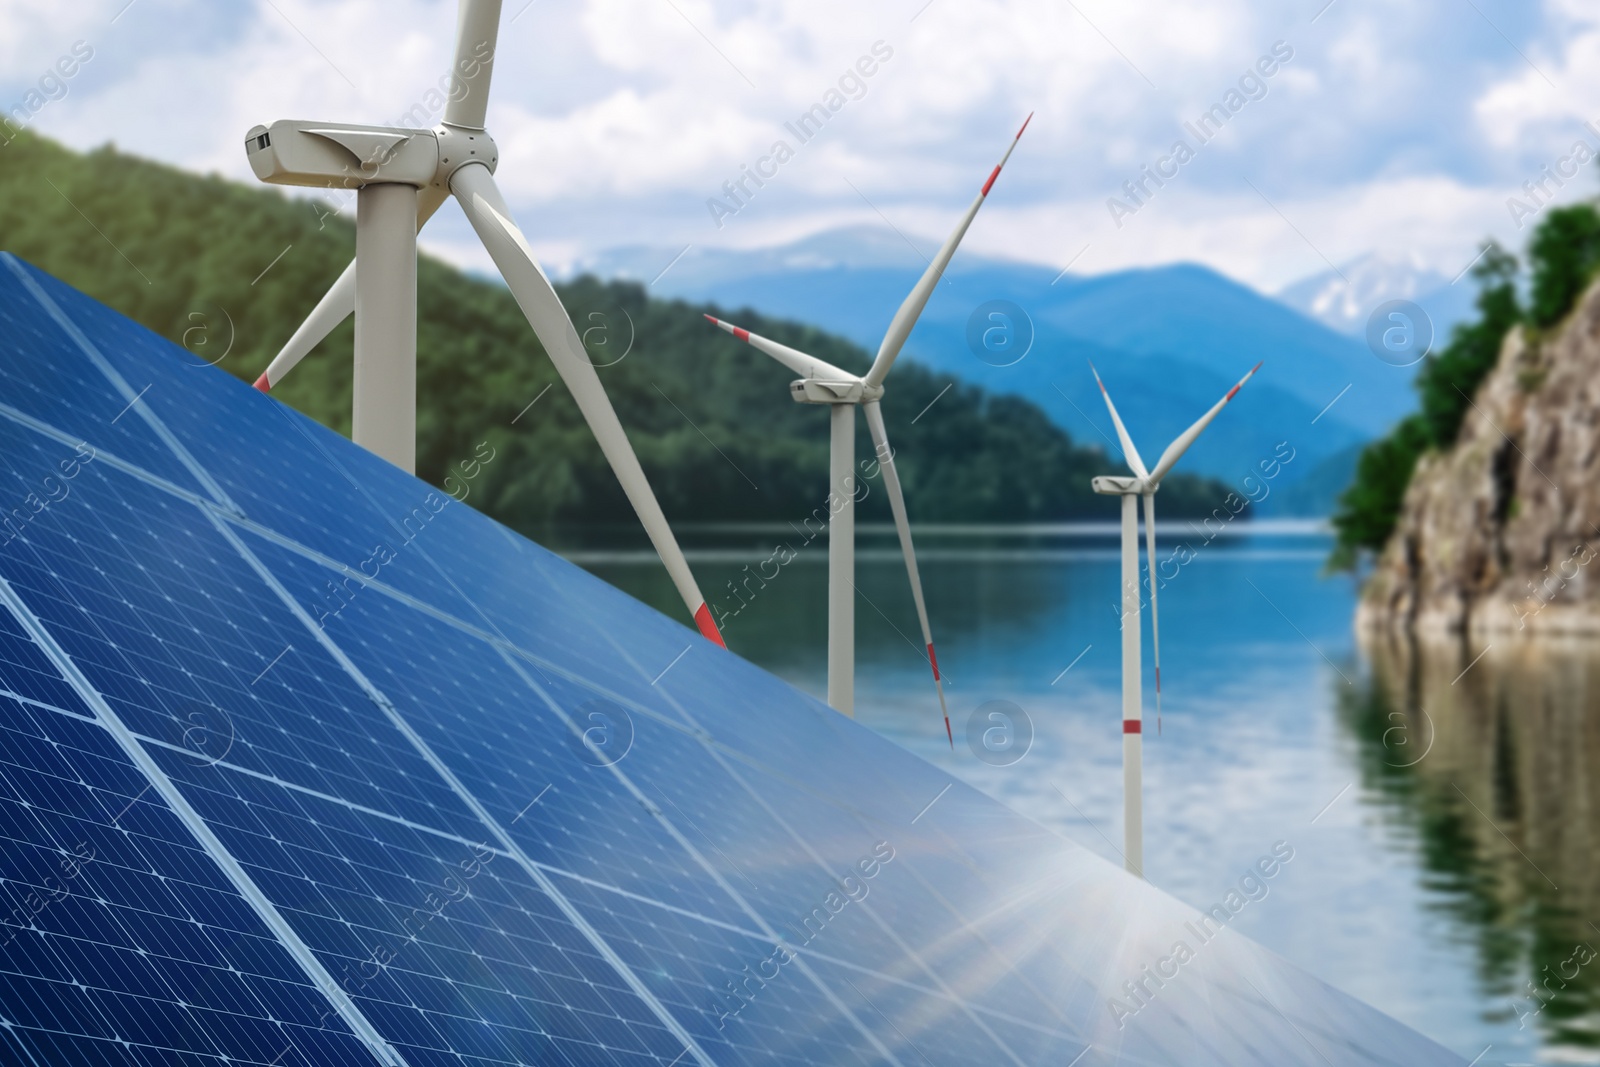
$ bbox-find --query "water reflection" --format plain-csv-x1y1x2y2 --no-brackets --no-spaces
1347,632,1600,1054
577,526,1070,678
558,522,1597,1059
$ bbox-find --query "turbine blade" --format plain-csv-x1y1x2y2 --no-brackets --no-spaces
1148,361,1262,485
863,113,1031,388
863,401,951,748
1143,492,1161,737
702,315,859,384
254,185,449,393
444,0,504,130
452,162,724,646
1088,361,1149,481
254,264,354,393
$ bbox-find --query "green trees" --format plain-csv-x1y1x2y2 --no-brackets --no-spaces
1528,204,1600,328
1414,244,1521,451
1331,203,1600,569
1327,415,1431,570
0,129,1233,535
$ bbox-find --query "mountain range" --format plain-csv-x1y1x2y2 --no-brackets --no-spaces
572,228,1429,514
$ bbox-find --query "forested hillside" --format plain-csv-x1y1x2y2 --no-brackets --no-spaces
0,131,1231,535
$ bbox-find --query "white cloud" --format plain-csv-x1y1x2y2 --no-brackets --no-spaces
1474,12,1600,151
0,0,114,71
10,0,1579,292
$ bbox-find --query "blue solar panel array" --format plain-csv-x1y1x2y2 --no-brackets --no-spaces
0,253,1464,1066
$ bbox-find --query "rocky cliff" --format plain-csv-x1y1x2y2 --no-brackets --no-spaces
1358,278,1600,635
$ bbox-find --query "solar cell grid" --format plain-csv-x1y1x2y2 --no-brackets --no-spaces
0,253,1467,1065
0,689,379,1067
0,274,207,505
0,448,491,847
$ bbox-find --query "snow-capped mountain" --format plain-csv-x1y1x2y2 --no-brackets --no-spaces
1276,251,1477,340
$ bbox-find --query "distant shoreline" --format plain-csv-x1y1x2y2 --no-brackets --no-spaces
555,518,1333,565
670,518,1333,539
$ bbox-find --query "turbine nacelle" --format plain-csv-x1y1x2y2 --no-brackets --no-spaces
245,119,498,191
1092,475,1150,496
789,377,883,405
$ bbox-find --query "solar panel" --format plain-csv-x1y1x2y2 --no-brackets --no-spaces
0,253,1464,1066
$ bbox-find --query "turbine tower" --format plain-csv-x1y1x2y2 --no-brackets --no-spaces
703,115,1030,735
1089,359,1260,878
242,0,725,647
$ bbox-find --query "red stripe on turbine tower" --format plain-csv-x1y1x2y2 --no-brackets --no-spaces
694,603,726,647
1123,720,1142,734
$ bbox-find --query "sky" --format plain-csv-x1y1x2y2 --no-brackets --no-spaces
2,0,1600,294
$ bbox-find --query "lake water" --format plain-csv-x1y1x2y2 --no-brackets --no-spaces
564,520,1599,1065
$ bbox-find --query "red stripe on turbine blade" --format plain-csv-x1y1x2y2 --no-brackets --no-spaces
253,374,272,393
703,314,717,324
694,603,726,647
1123,720,1142,734
1225,364,1262,402
1154,665,1161,693
1225,384,1241,401
980,164,1003,197
1016,112,1033,139
733,327,750,342
927,644,941,681
944,717,953,749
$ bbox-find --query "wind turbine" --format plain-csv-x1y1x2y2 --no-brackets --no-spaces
1089,359,1260,878
703,115,1031,738
242,0,724,647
